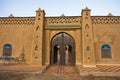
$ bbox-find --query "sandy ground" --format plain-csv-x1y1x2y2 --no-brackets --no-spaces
0,65,120,80
0,72,120,80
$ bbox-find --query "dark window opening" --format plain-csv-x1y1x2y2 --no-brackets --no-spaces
101,44,112,58
3,44,12,58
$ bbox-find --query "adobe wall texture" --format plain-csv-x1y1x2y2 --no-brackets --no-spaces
92,16,120,65
0,7,120,66
0,17,35,64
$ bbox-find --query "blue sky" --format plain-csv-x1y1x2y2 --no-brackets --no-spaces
0,0,120,17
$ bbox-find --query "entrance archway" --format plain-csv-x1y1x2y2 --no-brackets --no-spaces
50,32,75,66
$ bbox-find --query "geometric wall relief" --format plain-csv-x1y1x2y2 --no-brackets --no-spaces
0,18,35,25
92,17,120,25
33,44,39,59
32,25,41,60
45,16,82,25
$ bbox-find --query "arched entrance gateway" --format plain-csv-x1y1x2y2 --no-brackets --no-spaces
50,32,75,66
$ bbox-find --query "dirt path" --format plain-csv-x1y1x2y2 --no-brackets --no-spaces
0,72,120,80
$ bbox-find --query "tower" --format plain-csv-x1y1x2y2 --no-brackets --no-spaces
81,7,96,67
31,8,45,65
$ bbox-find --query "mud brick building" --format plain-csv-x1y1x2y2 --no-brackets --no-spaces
0,7,120,67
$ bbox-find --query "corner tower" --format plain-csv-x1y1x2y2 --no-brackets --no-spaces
31,8,45,65
81,7,96,67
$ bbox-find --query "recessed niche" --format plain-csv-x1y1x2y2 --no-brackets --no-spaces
86,12,88,16
36,36,39,38
36,26,39,31
35,57,37,59
86,46,90,51
38,13,41,16
86,35,89,37
88,57,90,60
35,45,38,51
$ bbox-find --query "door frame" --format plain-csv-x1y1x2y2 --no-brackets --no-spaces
50,32,76,66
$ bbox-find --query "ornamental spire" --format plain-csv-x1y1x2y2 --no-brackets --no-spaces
8,14,14,17
83,6,90,10
60,13,65,17
107,13,113,16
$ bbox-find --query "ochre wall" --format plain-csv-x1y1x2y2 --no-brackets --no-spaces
0,24,34,64
93,24,120,65
0,8,120,66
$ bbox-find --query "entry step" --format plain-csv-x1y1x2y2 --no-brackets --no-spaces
44,65,79,76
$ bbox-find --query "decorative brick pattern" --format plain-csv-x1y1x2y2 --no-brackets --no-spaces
45,16,81,25
0,8,120,66
92,17,120,24
0,17,35,25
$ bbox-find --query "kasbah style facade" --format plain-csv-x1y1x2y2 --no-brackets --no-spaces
0,7,120,67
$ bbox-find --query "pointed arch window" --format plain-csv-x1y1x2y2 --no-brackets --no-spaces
101,44,112,58
3,44,12,58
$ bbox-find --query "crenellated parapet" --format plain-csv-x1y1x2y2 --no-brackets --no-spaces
92,16,120,25
0,17,35,25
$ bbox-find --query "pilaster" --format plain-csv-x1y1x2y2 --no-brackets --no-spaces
81,7,96,67
31,8,45,65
